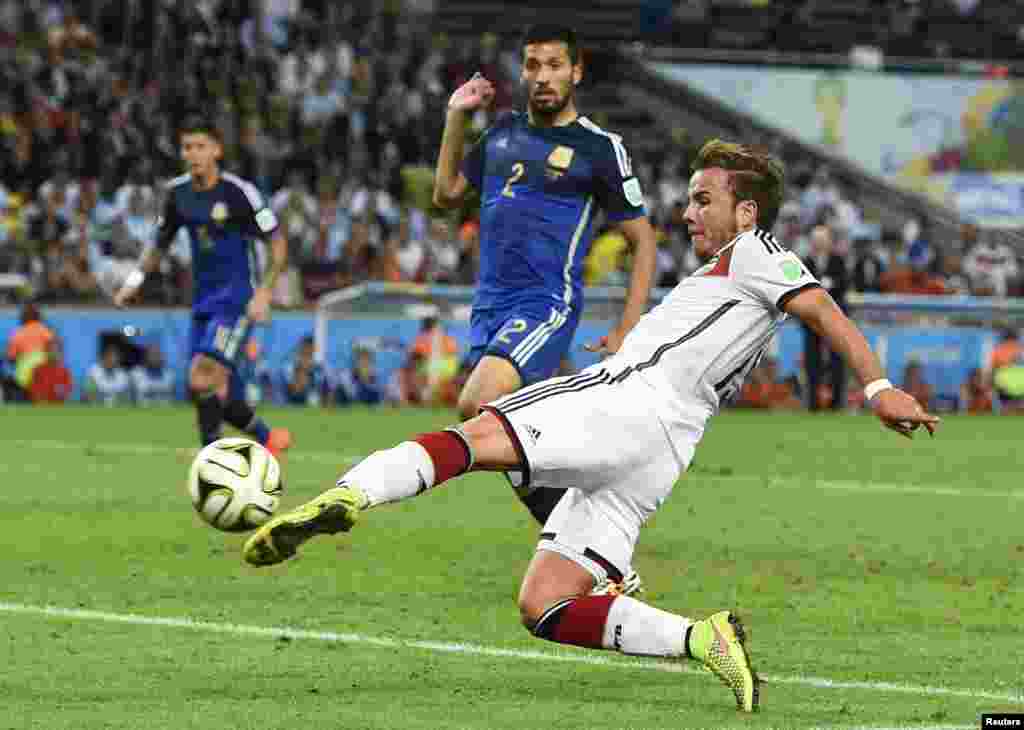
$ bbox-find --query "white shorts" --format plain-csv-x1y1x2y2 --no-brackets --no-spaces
484,367,703,582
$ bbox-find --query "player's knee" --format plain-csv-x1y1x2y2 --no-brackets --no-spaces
518,593,546,633
456,393,480,421
190,358,228,394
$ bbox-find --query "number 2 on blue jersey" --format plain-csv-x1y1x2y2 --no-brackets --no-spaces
501,162,525,198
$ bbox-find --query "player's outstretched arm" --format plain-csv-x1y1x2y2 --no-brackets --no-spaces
248,228,287,322
433,73,494,209
585,216,657,354
113,247,162,308
783,286,940,438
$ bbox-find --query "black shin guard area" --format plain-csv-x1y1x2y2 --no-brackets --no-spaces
530,598,574,640
222,398,256,431
521,487,568,526
194,391,224,446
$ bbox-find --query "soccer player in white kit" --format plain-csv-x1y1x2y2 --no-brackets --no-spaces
242,140,939,713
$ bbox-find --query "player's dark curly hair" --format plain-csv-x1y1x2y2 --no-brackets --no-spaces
692,139,785,230
179,114,223,143
521,24,579,64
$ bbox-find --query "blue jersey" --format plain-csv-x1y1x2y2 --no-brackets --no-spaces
461,112,646,312
155,172,279,316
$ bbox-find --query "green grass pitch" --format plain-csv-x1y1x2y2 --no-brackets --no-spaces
1,405,1021,729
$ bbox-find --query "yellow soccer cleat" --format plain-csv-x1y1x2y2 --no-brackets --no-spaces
687,610,760,712
242,485,365,567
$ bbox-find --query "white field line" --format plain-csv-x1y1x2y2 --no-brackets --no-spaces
0,601,1021,708
7,438,1024,500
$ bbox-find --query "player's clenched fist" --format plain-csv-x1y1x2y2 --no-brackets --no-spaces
448,72,495,112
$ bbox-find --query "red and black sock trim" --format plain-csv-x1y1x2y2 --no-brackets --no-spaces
413,431,470,484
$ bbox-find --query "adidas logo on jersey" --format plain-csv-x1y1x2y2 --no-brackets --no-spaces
524,425,542,444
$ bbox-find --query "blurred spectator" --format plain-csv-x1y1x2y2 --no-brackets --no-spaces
46,9,98,62
83,343,131,405
382,209,428,282
412,316,460,404
425,217,461,284
990,328,1024,412
238,338,275,406
802,224,848,410
130,343,176,405
330,346,383,406
955,221,981,257
904,219,936,275
939,252,969,296
453,219,480,285
774,201,807,257
738,356,802,410
29,338,73,403
799,167,839,228
850,226,886,294
283,335,326,406
900,360,933,411
880,221,949,295
959,367,993,414
4,301,54,400
584,223,630,286
963,229,1019,297
386,349,427,406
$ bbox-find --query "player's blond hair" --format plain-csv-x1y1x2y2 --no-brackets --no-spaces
692,139,785,230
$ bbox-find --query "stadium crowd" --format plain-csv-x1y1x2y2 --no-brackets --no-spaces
1,1,1022,413
2,0,1022,309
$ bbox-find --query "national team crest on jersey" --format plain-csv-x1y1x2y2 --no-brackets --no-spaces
546,146,574,180
211,201,228,224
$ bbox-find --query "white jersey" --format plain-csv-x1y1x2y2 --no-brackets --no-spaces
602,227,819,429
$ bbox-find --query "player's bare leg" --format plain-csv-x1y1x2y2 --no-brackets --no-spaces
520,551,759,712
456,354,521,420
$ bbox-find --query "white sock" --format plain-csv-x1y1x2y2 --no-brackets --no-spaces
337,441,436,508
601,596,692,657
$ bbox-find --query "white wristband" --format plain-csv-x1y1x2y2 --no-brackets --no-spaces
864,378,893,401
124,269,145,289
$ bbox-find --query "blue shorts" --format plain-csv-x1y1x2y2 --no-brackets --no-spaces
191,313,252,371
464,302,579,386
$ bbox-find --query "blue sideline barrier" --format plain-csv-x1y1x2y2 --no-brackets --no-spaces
0,307,1002,403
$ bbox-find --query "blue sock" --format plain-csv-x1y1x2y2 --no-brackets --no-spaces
228,371,246,403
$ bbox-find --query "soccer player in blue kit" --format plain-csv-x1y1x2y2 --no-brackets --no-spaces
114,116,292,457
432,25,657,591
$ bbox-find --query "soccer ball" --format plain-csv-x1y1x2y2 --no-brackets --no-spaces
188,437,282,532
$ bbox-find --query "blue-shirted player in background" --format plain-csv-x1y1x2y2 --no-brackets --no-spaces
433,25,657,593
114,116,292,457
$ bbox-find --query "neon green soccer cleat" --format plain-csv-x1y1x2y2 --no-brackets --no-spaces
688,610,760,712
242,486,365,567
